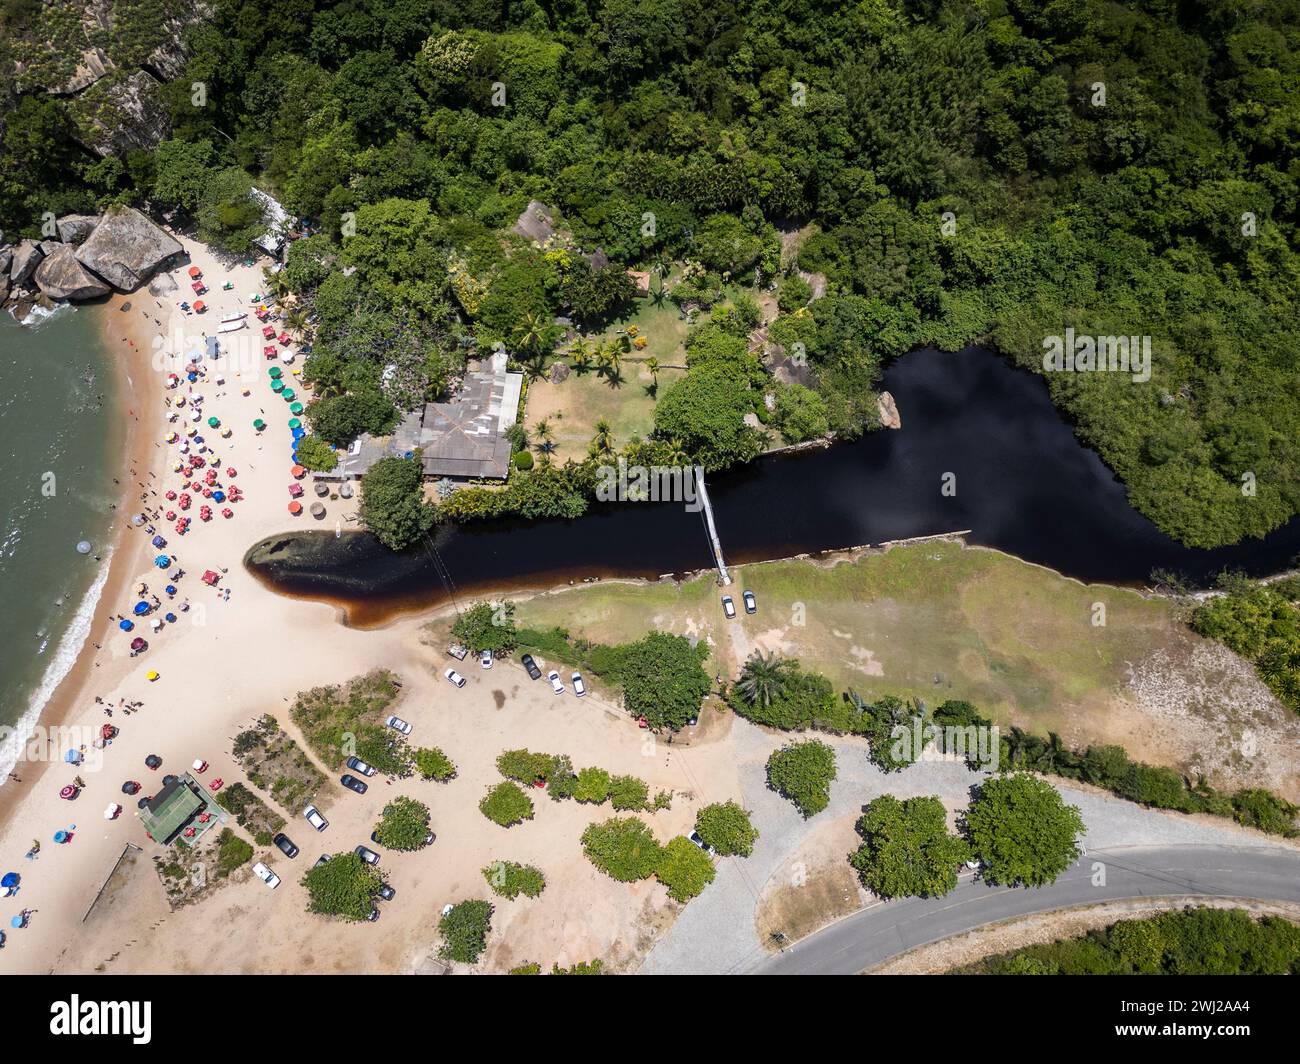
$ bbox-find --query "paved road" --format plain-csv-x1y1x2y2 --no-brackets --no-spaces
752,845,1300,974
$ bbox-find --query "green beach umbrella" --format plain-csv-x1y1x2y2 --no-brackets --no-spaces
288,418,301,430
268,366,283,379
281,388,296,402
253,419,266,431
207,416,220,428
289,402,304,415
271,379,284,392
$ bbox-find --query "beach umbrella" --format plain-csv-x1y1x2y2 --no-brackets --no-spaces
315,482,329,497
64,751,80,765
310,502,326,519
59,785,76,800
133,601,150,616
271,379,284,393
208,416,220,428
165,584,176,595
193,300,206,313
52,831,68,844
1,873,18,889
165,612,177,623
287,418,301,430
146,670,159,682
76,540,92,555
154,554,170,568
188,266,201,278
202,570,219,586
118,619,133,632
162,774,178,786
151,535,167,548
291,465,305,478
288,501,303,516
121,781,140,795
10,916,23,929
289,402,304,415
292,428,305,441
269,366,283,378
253,419,266,431
145,754,162,769
281,388,296,401
136,797,150,810
130,638,146,651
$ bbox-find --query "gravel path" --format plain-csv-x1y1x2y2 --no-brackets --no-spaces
641,720,1297,974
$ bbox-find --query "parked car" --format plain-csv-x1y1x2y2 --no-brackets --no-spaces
721,594,736,619
252,862,281,889
340,774,368,795
303,805,328,831
444,667,466,688
385,714,412,735
313,855,330,869
366,906,380,922
480,649,493,669
447,642,468,660
520,653,542,680
571,672,587,697
346,756,376,777
743,589,757,614
546,669,565,695
273,832,299,859
688,830,713,853
378,884,396,901
354,845,380,865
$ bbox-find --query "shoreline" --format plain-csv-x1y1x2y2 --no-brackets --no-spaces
0,294,166,825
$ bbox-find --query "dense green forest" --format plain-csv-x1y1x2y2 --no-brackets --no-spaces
955,906,1300,974
3,0,1299,546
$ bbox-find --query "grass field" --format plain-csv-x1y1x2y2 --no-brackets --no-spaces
512,542,1300,796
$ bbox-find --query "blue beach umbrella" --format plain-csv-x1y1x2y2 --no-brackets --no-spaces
212,490,226,503
151,535,166,548
165,613,177,624
64,751,80,765
9,916,22,929
292,428,305,440
1,873,18,889
133,601,150,616
165,585,177,596
154,555,170,568
118,619,133,632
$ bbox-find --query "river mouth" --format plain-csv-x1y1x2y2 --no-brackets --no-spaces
246,347,1300,625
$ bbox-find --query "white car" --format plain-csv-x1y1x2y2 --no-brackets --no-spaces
385,714,412,735
303,805,328,832
721,595,737,619
546,669,565,695
571,672,587,697
480,649,493,669
252,862,281,889
444,668,466,688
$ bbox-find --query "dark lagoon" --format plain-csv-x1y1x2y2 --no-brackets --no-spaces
247,347,1300,625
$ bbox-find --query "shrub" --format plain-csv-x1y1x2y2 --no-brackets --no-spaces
574,767,612,804
496,748,560,784
513,450,534,470
452,600,519,654
609,775,650,811
373,796,432,850
214,829,253,877
766,739,837,818
413,746,457,781
656,836,717,902
850,795,970,898
479,782,535,827
581,817,662,882
301,852,382,921
617,631,712,730
438,899,493,963
482,860,546,899
694,801,759,856
966,774,1085,887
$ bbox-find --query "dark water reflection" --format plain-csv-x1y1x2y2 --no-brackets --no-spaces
247,348,1300,625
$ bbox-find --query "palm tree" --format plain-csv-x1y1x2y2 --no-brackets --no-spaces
534,418,556,457
1004,726,1032,768
284,306,309,340
735,650,793,707
645,355,661,389
570,336,593,375
588,418,615,460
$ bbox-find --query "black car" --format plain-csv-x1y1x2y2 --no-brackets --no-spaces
366,906,380,922
340,773,368,794
378,884,396,901
313,854,331,869
273,832,299,858
520,653,542,680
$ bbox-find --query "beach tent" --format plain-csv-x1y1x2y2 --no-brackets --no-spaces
202,570,220,586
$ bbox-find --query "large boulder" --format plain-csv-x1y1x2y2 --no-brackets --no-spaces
9,241,44,286
877,390,902,430
57,214,100,245
0,247,12,278
76,206,181,292
34,245,111,301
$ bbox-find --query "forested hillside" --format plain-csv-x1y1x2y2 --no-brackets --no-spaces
3,0,1298,547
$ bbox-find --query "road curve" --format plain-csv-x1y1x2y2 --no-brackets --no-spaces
751,845,1300,975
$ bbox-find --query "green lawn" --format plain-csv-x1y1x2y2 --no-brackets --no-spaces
515,542,1188,743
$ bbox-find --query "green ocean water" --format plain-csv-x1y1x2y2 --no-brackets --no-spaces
0,304,124,762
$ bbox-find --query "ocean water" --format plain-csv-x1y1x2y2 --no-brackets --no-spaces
0,304,124,769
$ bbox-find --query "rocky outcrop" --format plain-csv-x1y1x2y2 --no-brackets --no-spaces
71,69,172,158
0,248,12,278
34,244,111,300
56,214,100,245
877,390,902,430
9,241,44,286
76,206,181,292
